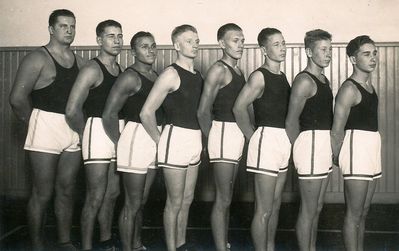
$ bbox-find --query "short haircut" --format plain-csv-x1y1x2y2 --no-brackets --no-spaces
96,20,122,37
48,9,75,27
346,35,375,57
304,29,332,49
217,23,242,41
257,28,281,47
130,31,154,49
171,24,197,43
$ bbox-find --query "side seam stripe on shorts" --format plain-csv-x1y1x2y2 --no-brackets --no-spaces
350,129,354,175
127,123,139,167
256,127,265,169
220,122,225,158
311,130,315,175
87,117,94,159
164,125,174,163
30,110,40,146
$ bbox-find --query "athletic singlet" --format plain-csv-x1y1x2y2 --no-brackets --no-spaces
31,46,79,114
299,71,333,131
122,68,164,125
162,63,203,130
344,79,378,131
83,58,121,118
212,60,245,122
253,68,291,128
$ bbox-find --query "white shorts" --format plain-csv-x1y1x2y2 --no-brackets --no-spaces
247,127,291,176
208,121,245,165
24,109,80,154
117,122,161,174
82,117,124,165
157,124,202,170
339,130,382,180
293,130,332,180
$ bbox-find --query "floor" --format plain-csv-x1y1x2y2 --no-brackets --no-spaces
1,199,399,251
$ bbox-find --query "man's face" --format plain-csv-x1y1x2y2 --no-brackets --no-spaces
220,30,245,60
175,30,200,59
309,39,332,68
133,36,157,65
50,16,76,45
264,33,286,63
352,43,378,73
98,26,123,56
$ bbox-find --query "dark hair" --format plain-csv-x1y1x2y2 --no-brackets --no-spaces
346,35,375,57
130,31,154,49
96,20,122,37
217,23,242,41
257,28,281,47
171,24,197,43
304,29,332,49
48,9,75,27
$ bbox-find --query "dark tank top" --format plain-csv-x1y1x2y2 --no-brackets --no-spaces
212,60,245,122
299,71,333,131
162,63,203,130
83,58,121,118
253,68,291,128
122,68,164,125
345,79,378,131
31,46,79,114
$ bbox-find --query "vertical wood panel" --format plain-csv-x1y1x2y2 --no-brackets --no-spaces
1,44,398,202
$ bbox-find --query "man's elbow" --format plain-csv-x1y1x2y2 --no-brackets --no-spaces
65,105,76,121
139,109,149,123
232,105,241,118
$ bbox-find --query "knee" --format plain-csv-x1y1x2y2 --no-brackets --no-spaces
31,188,52,205
104,186,120,202
181,193,195,209
215,194,233,209
55,183,74,199
316,202,324,215
85,192,105,210
165,197,183,214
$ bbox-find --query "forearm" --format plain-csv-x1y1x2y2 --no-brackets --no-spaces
197,111,212,138
66,111,86,136
330,130,345,158
10,99,32,124
102,115,121,144
285,121,300,144
140,112,161,144
234,108,255,140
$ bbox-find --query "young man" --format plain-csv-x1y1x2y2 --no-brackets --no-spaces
331,35,380,251
65,20,123,251
197,23,245,251
9,9,85,251
285,29,333,251
233,28,291,251
140,24,203,251
102,31,162,251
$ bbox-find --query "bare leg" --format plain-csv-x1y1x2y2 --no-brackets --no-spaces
310,175,330,251
132,168,157,249
27,151,59,251
211,163,237,251
163,168,188,251
267,171,287,251
251,173,277,251
54,151,81,244
118,172,146,251
98,162,120,243
296,178,327,251
80,163,110,250
176,165,199,248
357,180,377,251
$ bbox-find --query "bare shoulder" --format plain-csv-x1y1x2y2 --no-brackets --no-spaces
337,80,358,97
205,61,227,83
292,72,316,95
74,53,87,68
117,68,142,90
20,48,49,67
76,59,102,83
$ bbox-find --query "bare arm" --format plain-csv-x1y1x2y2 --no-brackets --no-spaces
102,71,141,144
9,51,45,123
140,67,179,144
197,63,226,137
331,81,358,164
285,74,315,144
65,62,100,137
233,71,264,140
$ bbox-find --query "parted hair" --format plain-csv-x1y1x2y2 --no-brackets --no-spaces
96,19,122,37
346,35,375,57
130,31,154,49
257,28,281,47
48,9,75,27
217,23,242,41
171,24,197,43
304,29,332,49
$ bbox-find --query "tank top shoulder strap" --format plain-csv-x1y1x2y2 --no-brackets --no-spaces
301,71,328,85
42,46,77,68
219,60,243,76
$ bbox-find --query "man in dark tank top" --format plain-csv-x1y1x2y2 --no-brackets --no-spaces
234,27,291,251
331,35,380,251
285,29,333,251
9,9,85,251
65,20,123,251
102,31,161,251
140,25,203,251
197,23,246,251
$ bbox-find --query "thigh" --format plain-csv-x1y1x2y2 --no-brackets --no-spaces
85,163,111,191
213,162,237,197
274,171,288,199
122,172,146,202
163,168,187,202
142,168,157,203
28,151,60,192
183,165,199,199
253,173,277,210
56,151,82,188
298,179,324,211
344,179,369,213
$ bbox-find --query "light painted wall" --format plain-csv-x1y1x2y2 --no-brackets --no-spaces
1,0,398,46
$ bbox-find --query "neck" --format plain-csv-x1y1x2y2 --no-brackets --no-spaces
221,54,239,68
133,60,153,73
176,54,195,72
97,52,117,66
350,68,371,85
263,58,281,74
305,59,324,77
46,40,71,52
